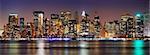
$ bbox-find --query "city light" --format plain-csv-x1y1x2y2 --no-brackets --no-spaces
136,13,141,17
133,40,144,55
0,11,148,40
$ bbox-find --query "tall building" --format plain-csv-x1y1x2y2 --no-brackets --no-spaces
26,22,32,37
104,22,116,37
8,13,19,25
79,11,91,37
43,18,50,36
20,18,25,32
60,11,72,37
8,13,19,38
135,14,144,37
114,20,120,34
120,13,135,37
33,11,44,37
65,11,71,20
50,14,59,36
68,19,77,37
127,17,136,37
141,12,150,37
93,16,101,37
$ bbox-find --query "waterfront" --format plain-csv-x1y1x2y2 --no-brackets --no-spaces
0,40,149,55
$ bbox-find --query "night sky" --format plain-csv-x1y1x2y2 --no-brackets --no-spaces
0,0,149,29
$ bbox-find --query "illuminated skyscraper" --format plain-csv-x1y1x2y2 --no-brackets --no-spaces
135,14,144,37
93,16,101,37
127,17,136,37
65,11,71,20
9,13,19,25
43,18,50,36
50,14,59,36
120,14,135,37
68,19,77,37
20,18,24,32
60,11,72,36
26,22,32,37
104,22,116,37
114,20,120,34
142,12,150,37
33,11,44,37
79,11,91,37
8,13,18,26
8,13,19,37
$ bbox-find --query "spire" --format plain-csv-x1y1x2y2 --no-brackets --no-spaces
81,11,86,17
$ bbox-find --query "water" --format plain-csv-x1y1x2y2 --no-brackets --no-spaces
0,40,149,55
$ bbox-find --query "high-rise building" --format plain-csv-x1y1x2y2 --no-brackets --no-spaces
8,13,18,25
104,22,116,37
68,19,77,37
93,16,101,37
114,20,120,34
135,14,144,37
120,14,135,37
43,18,50,36
8,13,19,38
20,18,25,32
33,11,44,37
60,11,72,37
65,11,71,20
50,14,60,36
26,22,32,37
141,12,150,37
79,11,91,37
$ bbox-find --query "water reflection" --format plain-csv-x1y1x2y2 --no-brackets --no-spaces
133,40,144,55
37,40,45,55
0,40,149,55
79,41,89,55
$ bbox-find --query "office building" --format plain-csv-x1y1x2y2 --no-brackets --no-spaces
33,11,44,37
26,22,32,37
104,22,116,37
43,18,50,36
120,13,135,37
135,14,144,37
79,11,91,37
93,16,101,37
68,19,77,37
50,14,60,36
20,18,25,32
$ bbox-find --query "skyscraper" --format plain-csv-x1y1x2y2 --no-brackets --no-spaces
33,11,44,37
104,22,116,37
79,11,91,37
20,18,24,32
68,19,77,37
50,14,59,36
135,14,144,37
120,13,135,37
8,13,18,26
93,16,101,37
26,22,32,37
8,13,19,38
43,18,50,36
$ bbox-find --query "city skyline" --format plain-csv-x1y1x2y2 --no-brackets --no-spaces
0,0,149,29
0,10,148,38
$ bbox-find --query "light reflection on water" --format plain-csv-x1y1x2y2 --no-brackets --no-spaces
133,40,144,55
80,41,89,55
37,40,45,55
0,40,149,55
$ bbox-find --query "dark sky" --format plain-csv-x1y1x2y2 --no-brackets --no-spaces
0,0,149,29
